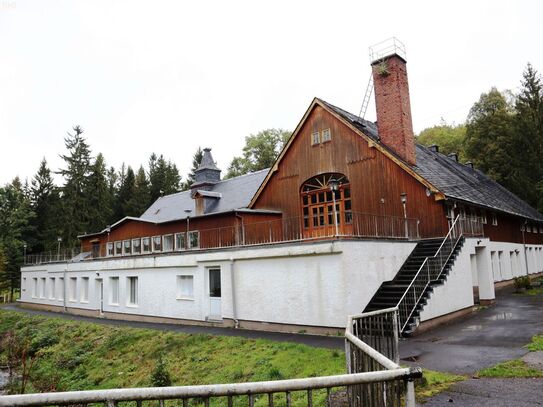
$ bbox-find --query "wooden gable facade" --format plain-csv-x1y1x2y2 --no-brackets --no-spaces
250,100,449,238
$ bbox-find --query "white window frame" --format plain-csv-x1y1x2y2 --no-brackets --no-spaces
123,239,132,255
311,131,320,145
321,128,331,142
40,277,46,298
132,238,142,254
110,277,119,305
127,276,138,306
81,277,89,303
114,241,123,256
491,213,498,226
481,210,487,224
188,231,200,249
142,237,151,253
69,277,77,302
152,235,162,252
58,277,64,301
176,275,194,300
49,277,56,299
32,278,37,298
163,234,174,252
175,232,186,251
107,242,114,257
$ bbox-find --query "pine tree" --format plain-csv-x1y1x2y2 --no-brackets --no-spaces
126,166,151,216
30,159,61,252
57,126,92,246
87,153,113,233
148,154,181,203
183,147,203,190
115,165,137,219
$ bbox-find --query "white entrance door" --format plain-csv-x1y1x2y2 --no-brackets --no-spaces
96,279,104,314
208,268,222,319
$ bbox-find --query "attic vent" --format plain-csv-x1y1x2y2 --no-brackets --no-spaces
429,144,439,153
154,208,161,215
447,153,458,162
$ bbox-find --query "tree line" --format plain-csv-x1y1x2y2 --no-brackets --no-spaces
0,128,290,297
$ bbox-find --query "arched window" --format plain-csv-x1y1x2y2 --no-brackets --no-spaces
300,173,352,234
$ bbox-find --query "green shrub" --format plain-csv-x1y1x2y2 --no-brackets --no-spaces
151,355,172,387
514,276,531,291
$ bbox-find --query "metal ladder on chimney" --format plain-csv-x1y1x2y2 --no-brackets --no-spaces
358,73,374,120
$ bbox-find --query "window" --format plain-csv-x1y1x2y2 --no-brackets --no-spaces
491,213,498,226
322,128,331,142
32,278,37,298
481,210,487,224
81,277,89,302
132,238,141,254
163,234,174,252
40,277,46,298
69,277,77,302
142,237,151,253
175,233,186,251
110,277,119,305
152,236,162,252
188,231,200,249
177,275,194,299
107,242,114,256
58,277,64,301
123,240,132,255
311,131,320,145
115,241,122,256
49,277,56,299
127,277,138,306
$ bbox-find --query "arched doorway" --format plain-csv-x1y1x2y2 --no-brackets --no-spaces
300,173,352,237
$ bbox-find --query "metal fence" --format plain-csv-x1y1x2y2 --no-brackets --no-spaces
345,307,420,407
24,212,420,266
0,308,421,407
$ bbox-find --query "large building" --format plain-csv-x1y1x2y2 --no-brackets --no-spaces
19,41,543,335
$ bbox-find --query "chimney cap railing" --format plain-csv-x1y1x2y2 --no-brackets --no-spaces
369,37,406,63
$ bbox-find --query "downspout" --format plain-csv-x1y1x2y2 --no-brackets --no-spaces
229,258,239,328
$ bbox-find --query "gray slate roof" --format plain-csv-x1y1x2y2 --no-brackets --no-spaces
321,98,543,222
140,169,270,223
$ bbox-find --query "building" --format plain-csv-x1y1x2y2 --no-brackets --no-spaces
19,40,543,335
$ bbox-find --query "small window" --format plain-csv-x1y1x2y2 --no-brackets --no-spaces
127,276,138,306
123,240,132,255
110,277,119,305
481,210,487,224
49,277,56,299
311,131,320,145
81,277,89,302
177,275,194,299
142,237,151,253
175,233,186,251
188,231,200,249
491,213,498,226
69,277,77,302
322,128,331,142
107,242,114,256
32,278,38,298
115,241,122,256
163,234,174,252
132,238,141,254
58,278,64,301
40,277,46,298
152,236,162,252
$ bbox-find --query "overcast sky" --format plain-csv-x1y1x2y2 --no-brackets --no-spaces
1,0,542,186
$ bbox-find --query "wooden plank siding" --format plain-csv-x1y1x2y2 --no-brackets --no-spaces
251,105,449,238
482,212,543,245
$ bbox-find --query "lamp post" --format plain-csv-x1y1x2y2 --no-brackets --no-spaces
329,179,340,236
184,209,192,249
400,193,408,239
57,237,62,261
23,243,27,264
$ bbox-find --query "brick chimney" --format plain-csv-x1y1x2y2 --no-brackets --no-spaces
371,39,416,165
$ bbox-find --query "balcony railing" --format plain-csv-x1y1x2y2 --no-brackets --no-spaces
24,212,420,266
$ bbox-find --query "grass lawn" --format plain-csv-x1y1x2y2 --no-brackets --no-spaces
477,334,543,378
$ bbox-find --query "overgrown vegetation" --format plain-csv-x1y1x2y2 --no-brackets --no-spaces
415,369,465,400
0,310,343,403
513,275,532,291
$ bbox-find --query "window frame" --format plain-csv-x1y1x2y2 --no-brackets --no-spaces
107,242,114,257
188,231,200,249
176,275,194,300
114,241,123,256
123,239,132,255
142,237,151,253
127,276,138,307
163,234,174,252
321,128,332,143
132,238,142,254
491,213,498,226
175,232,186,251
152,235,163,252
311,131,320,145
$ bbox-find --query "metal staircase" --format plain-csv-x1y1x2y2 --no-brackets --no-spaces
364,215,470,337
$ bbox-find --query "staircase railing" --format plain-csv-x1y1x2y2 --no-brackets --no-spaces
396,215,466,333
